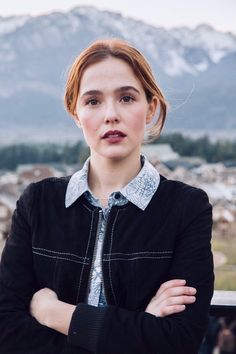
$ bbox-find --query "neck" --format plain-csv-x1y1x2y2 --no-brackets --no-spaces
88,152,142,199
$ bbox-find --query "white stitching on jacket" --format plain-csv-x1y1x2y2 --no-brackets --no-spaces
108,210,120,305
103,256,173,261
104,251,173,256
32,247,89,260
32,251,89,265
76,210,95,302
82,203,93,212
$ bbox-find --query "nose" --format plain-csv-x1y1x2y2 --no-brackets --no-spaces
104,102,120,124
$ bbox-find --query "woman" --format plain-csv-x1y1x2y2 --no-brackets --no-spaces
0,38,214,354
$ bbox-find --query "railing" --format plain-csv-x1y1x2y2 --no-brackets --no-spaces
198,291,236,354
210,290,236,316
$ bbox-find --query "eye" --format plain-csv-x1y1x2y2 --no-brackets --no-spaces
86,98,99,106
121,95,134,103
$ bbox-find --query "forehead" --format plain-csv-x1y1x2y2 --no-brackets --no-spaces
79,56,143,92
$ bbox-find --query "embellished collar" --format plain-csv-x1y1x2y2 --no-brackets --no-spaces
65,155,160,211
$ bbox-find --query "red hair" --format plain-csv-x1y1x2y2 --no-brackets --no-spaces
64,38,168,139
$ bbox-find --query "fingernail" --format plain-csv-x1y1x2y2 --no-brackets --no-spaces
190,288,197,294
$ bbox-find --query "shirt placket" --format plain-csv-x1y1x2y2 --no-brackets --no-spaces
87,207,109,307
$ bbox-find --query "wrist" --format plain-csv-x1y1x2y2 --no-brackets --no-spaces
43,299,60,328
46,299,76,335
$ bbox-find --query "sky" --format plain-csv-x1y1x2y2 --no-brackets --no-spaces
0,0,236,34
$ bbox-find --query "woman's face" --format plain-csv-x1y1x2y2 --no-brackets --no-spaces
75,56,157,162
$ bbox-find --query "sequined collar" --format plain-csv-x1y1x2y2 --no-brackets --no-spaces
65,155,160,211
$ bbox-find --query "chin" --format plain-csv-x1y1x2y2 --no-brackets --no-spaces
91,143,141,161
101,148,139,161
102,153,127,161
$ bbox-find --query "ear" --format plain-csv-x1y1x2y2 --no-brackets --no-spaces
146,96,158,124
74,113,82,128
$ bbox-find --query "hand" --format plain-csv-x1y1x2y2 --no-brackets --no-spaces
30,287,76,335
145,279,197,317
30,288,59,327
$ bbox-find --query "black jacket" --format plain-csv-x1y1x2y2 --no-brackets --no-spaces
0,175,214,354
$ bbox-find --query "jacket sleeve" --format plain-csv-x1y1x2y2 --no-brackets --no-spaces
67,187,214,354
0,184,69,354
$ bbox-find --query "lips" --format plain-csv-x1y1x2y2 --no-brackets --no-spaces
102,130,126,139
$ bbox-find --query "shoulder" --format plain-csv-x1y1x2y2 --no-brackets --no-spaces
24,175,70,193
19,176,71,207
159,174,209,200
157,175,212,215
154,175,213,233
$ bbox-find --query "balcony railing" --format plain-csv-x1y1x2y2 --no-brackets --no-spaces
210,290,236,316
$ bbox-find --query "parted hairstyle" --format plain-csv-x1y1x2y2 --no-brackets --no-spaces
64,38,168,139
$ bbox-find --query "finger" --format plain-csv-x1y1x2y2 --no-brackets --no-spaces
154,286,197,302
151,294,196,317
156,279,186,297
157,305,186,317
152,294,196,309
165,295,196,306
154,285,196,303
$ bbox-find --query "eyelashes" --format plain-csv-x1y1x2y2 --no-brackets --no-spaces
120,95,135,103
86,98,99,106
85,95,135,106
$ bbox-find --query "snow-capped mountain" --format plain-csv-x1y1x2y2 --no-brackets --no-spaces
170,24,236,63
0,15,30,35
0,6,235,144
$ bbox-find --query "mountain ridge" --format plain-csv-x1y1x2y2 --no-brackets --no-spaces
0,6,235,144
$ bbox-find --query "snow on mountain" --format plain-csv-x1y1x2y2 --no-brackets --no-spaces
0,5,235,142
65,8,236,76
170,24,236,63
0,15,30,35
0,5,235,83
1,7,234,77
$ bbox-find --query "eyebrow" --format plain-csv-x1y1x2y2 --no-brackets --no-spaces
80,86,140,98
115,86,140,94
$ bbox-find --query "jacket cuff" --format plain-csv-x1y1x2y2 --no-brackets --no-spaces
68,303,106,352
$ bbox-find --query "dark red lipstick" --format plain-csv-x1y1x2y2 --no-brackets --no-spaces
102,130,126,143
102,130,126,138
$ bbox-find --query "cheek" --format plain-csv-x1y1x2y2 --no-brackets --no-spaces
80,113,99,134
79,115,101,147
83,120,97,132
128,108,147,133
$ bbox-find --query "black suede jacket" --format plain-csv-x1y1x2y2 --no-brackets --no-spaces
0,175,214,354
